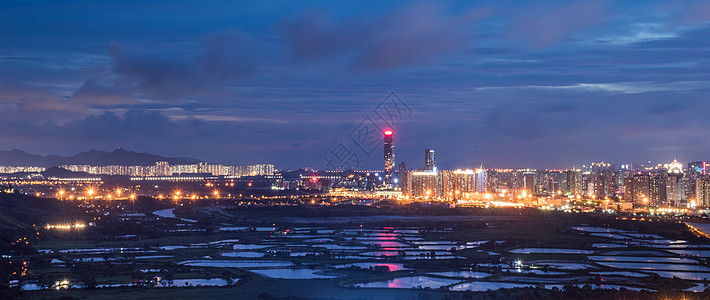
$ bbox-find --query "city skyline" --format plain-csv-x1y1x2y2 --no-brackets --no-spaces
3,2,710,298
0,146,706,172
1,1,708,169
0,144,708,171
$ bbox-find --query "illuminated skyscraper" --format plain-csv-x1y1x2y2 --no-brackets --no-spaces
650,174,667,206
523,172,535,193
409,170,438,198
565,170,582,195
666,175,681,207
697,177,710,207
689,161,707,176
399,162,410,194
384,130,395,185
425,149,435,171
475,169,487,193
441,169,474,199
667,159,683,174
631,173,651,205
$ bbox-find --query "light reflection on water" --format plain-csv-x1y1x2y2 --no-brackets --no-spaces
595,261,710,272
428,271,490,278
450,281,534,291
249,268,338,279
354,276,459,289
336,262,409,271
179,260,292,268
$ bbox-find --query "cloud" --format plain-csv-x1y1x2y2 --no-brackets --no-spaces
0,80,88,123
511,1,611,47
631,26,710,49
70,79,137,106
282,3,491,71
474,80,710,94
75,29,259,102
593,23,679,45
2,1,709,168
24,110,171,140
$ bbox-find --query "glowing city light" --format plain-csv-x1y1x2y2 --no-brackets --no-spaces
45,222,86,230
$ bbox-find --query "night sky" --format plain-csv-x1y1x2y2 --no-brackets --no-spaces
1,1,708,170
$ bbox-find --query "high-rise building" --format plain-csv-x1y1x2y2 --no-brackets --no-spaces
409,170,438,198
581,173,589,195
696,177,710,207
667,159,684,174
155,161,170,176
565,170,582,195
582,162,613,173
486,169,509,193
383,130,395,185
591,174,605,197
589,170,617,197
399,162,410,195
425,149,435,171
650,174,667,206
545,171,562,194
689,161,707,176
666,175,681,207
620,162,634,171
440,169,475,199
617,171,633,195
603,170,616,197
631,173,651,205
440,170,456,200
475,169,487,193
681,177,696,204
523,172,535,194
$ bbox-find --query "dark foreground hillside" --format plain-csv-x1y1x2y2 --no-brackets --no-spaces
0,192,82,234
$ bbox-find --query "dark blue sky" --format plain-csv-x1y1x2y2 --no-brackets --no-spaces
1,0,708,169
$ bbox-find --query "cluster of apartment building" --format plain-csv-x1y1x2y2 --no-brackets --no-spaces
60,161,275,178
394,149,708,207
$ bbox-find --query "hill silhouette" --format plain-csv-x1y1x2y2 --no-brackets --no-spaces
0,192,84,231
0,148,200,167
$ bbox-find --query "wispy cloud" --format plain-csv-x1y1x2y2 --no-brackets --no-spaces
510,1,612,47
474,81,710,94
593,23,679,44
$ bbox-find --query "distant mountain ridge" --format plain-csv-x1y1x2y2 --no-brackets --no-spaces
0,148,201,167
